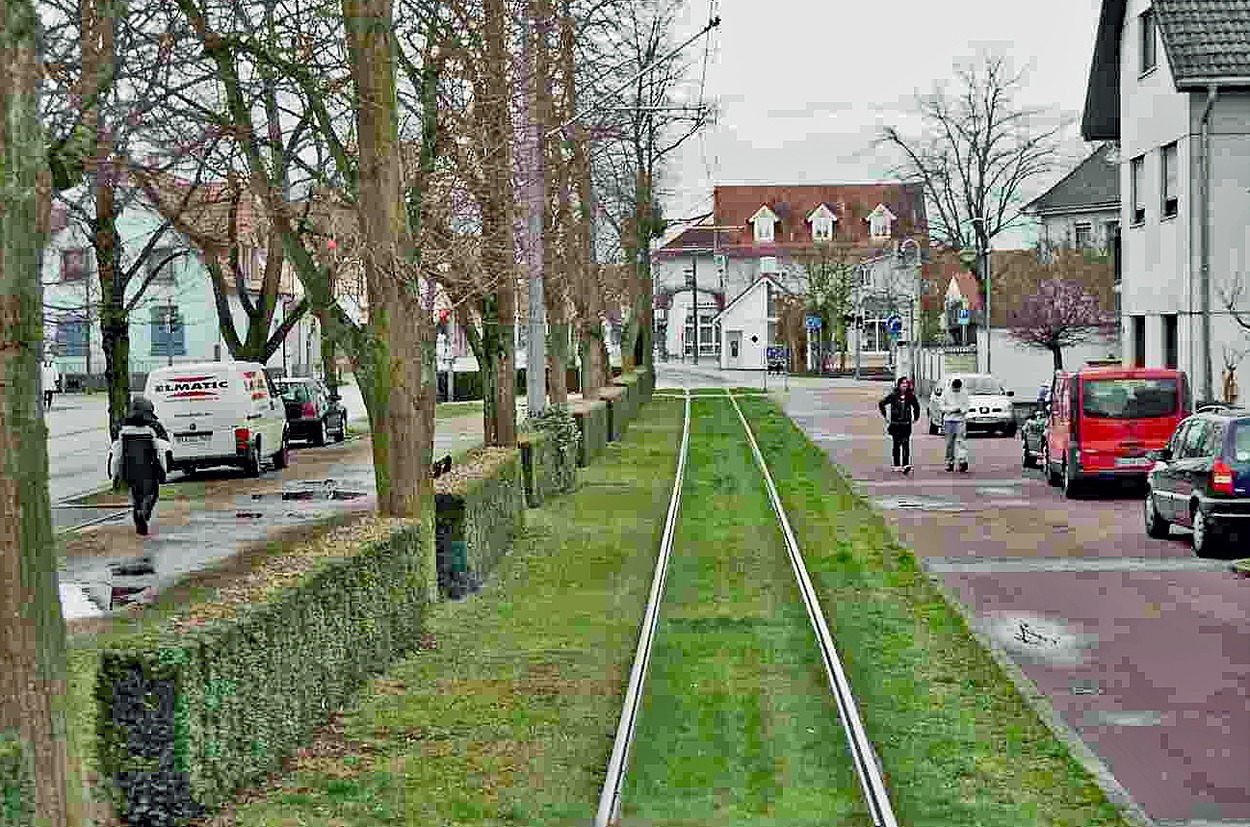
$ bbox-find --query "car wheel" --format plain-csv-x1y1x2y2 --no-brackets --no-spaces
334,415,346,442
1062,460,1081,499
272,430,289,470
243,439,262,478
1191,506,1223,557
929,418,939,436
1022,442,1035,469
314,418,328,447
1144,489,1170,539
1004,423,1017,438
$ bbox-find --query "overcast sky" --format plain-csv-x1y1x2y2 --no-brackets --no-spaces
659,0,1106,249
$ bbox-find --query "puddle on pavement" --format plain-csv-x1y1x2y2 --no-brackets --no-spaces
872,495,966,512
976,485,1021,497
1080,710,1162,728
976,613,1095,666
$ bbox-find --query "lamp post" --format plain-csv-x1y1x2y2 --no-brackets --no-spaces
970,216,991,374
854,263,866,380
897,238,922,383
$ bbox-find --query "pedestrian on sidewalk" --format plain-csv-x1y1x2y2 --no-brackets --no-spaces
879,376,921,474
941,377,971,472
108,396,172,536
41,359,60,410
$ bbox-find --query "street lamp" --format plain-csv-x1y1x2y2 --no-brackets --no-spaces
897,238,922,383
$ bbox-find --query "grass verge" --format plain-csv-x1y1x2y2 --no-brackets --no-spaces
732,394,1136,827
621,397,870,825
189,398,685,826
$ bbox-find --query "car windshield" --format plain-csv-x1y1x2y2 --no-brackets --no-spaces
1233,421,1250,463
1082,378,1178,419
278,384,313,403
956,377,1002,395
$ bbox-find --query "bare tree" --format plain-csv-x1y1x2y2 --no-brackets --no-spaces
1216,270,1250,403
878,55,1068,284
792,240,857,372
0,1,76,823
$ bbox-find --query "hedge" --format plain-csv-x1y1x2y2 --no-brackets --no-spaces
0,736,31,827
434,447,524,600
94,521,430,826
517,427,577,510
611,370,643,431
598,386,627,442
570,399,609,467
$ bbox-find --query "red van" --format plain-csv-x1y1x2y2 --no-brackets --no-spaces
1043,367,1191,498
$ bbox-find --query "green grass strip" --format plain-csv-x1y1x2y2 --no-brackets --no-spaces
621,397,871,826
216,399,686,826
731,394,1136,827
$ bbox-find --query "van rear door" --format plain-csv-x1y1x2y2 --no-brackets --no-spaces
147,366,238,460
1076,374,1182,472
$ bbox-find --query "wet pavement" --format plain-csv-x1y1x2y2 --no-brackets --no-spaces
753,377,1250,826
57,407,487,620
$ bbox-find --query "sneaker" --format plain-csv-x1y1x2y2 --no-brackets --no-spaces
903,465,913,475
958,462,968,473
946,463,954,472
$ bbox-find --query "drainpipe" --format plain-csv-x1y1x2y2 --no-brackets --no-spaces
1199,84,1218,403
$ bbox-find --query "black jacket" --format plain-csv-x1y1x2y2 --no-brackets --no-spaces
879,390,920,426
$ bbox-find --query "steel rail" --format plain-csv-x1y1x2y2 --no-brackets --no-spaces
594,388,692,827
725,389,900,827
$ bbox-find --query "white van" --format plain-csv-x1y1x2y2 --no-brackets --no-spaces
144,361,289,477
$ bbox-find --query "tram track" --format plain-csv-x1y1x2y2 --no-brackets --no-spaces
595,389,898,826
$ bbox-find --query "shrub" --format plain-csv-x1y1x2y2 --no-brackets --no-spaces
94,521,429,825
434,447,524,598
520,405,579,506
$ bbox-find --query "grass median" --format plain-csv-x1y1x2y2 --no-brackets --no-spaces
621,396,871,825
193,397,685,826
732,393,1135,827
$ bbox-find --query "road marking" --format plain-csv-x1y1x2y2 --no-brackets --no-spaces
921,557,1231,573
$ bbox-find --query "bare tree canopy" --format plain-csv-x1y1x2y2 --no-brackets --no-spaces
1008,276,1117,371
878,55,1069,255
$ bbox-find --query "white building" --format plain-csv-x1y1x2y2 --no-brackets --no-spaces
1082,0,1250,402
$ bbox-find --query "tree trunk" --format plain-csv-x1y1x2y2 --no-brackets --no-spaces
0,2,75,823
342,0,428,517
93,158,131,441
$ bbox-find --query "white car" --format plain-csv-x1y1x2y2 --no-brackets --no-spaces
144,361,289,477
927,373,1017,437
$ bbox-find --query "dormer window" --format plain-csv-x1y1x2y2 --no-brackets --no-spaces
807,204,836,241
749,205,778,243
867,204,896,239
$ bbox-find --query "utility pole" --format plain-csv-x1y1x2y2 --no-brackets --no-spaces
972,216,991,375
689,254,698,365
854,263,863,380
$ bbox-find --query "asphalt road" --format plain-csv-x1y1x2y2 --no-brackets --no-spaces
763,376,1249,827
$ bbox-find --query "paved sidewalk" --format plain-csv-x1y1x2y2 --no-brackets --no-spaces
770,379,1250,826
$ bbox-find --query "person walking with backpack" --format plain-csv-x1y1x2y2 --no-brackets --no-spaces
879,377,921,474
108,396,172,535
941,377,972,472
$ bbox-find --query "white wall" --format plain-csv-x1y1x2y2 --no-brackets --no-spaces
1040,209,1120,251
718,285,769,370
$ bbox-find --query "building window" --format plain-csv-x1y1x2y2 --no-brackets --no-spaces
1140,8,1157,74
62,248,88,282
1161,142,1178,218
1130,155,1145,225
1163,314,1178,368
150,305,187,357
766,282,778,317
767,320,777,344
869,215,889,238
147,247,178,285
1103,220,1120,253
861,319,889,353
1074,223,1092,249
813,216,833,240
859,265,872,287
56,316,89,356
1131,315,1146,367
754,215,774,243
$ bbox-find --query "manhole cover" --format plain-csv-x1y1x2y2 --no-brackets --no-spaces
872,495,965,512
1070,679,1101,695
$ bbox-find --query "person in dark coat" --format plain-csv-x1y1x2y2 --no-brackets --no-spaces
878,377,921,474
108,396,171,535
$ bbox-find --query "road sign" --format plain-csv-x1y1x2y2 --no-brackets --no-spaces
887,315,902,335
766,345,789,362
958,307,970,326
805,315,823,330
714,254,727,271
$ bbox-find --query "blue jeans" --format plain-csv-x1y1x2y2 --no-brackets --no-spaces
943,419,968,465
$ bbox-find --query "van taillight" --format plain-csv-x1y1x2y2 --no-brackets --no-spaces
235,428,250,452
1212,459,1234,495
301,402,317,418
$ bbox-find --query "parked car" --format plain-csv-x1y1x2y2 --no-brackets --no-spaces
926,373,1017,437
275,378,347,446
1043,367,1191,498
145,361,289,477
1021,406,1048,468
1143,405,1250,556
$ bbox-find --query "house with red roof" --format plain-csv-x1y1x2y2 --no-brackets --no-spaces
652,182,932,368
